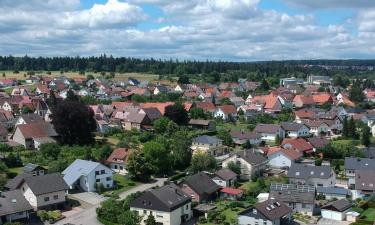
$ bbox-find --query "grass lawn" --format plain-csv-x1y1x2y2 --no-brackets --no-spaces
105,174,140,196
8,167,23,175
361,208,375,222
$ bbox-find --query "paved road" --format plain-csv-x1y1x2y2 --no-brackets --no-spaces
57,178,167,225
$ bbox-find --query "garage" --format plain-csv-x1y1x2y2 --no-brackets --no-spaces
321,199,352,221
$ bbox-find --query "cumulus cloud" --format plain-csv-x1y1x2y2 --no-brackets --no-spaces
283,0,375,10
0,0,375,60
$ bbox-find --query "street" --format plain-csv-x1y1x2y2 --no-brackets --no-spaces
56,178,167,225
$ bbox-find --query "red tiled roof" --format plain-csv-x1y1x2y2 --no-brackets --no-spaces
196,102,216,112
281,138,313,153
218,105,237,114
294,109,316,119
106,148,130,164
140,102,174,115
220,187,243,195
312,93,333,105
267,148,302,160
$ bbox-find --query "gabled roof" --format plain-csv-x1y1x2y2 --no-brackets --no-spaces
316,187,351,196
0,190,33,217
217,105,237,115
130,184,190,212
307,137,329,149
220,187,243,195
355,170,375,191
215,168,237,181
106,148,130,164
280,122,306,132
294,109,316,119
237,149,268,166
254,199,291,221
269,183,315,204
196,102,216,112
18,113,43,124
189,119,212,126
142,107,162,121
267,148,302,160
5,173,32,190
344,157,375,171
183,172,220,196
23,163,45,173
281,138,313,153
322,199,352,212
193,135,221,144
287,163,333,179
22,173,68,195
62,159,108,186
15,122,58,139
312,93,333,105
254,124,281,134
230,130,261,140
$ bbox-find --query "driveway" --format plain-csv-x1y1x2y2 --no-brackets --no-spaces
70,192,107,206
56,178,167,225
316,218,351,225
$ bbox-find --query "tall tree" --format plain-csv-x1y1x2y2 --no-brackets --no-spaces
342,117,349,137
126,151,153,182
361,125,371,147
50,100,96,145
164,103,189,125
190,152,217,173
143,139,172,175
348,117,357,138
145,214,156,225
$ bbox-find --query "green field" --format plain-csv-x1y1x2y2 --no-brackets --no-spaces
361,208,375,222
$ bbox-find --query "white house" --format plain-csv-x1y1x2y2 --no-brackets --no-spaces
106,148,130,175
254,124,285,141
130,184,192,225
62,159,114,192
0,190,33,224
19,173,68,209
267,148,302,169
280,122,310,138
288,164,336,187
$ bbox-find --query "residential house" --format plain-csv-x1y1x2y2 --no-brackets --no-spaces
222,150,268,180
191,135,223,155
230,130,262,146
281,138,314,154
238,199,292,225
250,93,283,113
303,120,330,136
312,93,333,106
267,148,302,169
123,112,151,131
287,163,336,187
11,88,29,97
344,157,375,189
212,168,237,187
130,184,192,225
280,122,310,138
153,85,169,95
62,159,114,192
316,187,351,200
22,163,46,176
321,199,352,221
307,137,329,152
142,107,162,122
195,102,216,114
180,172,220,203
19,173,68,209
294,109,316,123
213,105,237,121
15,114,43,126
307,75,331,85
188,119,216,131
293,95,315,108
0,190,33,224
254,124,285,142
220,188,243,200
269,183,316,216
106,148,130,175
230,96,245,108
353,170,375,199
0,124,7,142
11,122,58,149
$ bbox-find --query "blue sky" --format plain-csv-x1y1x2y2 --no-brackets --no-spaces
0,0,375,60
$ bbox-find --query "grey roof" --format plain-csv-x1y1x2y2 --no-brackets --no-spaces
230,130,261,140
269,183,315,204
193,135,222,144
345,157,375,171
130,184,190,212
355,170,375,191
307,137,329,149
255,124,281,134
5,173,32,190
215,168,237,181
287,163,333,179
62,159,104,186
23,173,68,195
155,85,168,93
189,119,211,126
142,107,162,121
183,172,220,196
19,113,43,124
23,163,45,173
280,122,305,132
125,112,148,123
317,187,351,196
0,190,33,217
254,199,292,221
322,199,352,212
237,149,268,166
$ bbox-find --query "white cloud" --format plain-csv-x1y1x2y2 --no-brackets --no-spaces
283,0,375,9
0,0,375,60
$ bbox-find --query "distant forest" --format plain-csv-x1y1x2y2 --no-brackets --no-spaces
1,55,375,81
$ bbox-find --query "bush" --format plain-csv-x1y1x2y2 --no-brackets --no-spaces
198,217,207,224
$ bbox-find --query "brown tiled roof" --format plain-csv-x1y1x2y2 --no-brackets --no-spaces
106,148,130,164
196,102,216,112
16,122,57,139
218,105,237,114
282,138,313,153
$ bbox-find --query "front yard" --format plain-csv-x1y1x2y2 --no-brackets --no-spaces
104,174,140,196
360,208,375,222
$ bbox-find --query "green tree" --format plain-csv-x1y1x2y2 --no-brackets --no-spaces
50,100,97,145
361,125,371,147
217,130,234,147
153,117,171,134
190,152,217,173
143,140,171,175
126,151,153,182
349,81,365,103
227,161,241,175
164,103,189,125
189,107,206,119
275,134,282,145
117,211,140,225
170,130,192,170
66,89,79,102
348,117,357,138
145,214,157,225
342,117,349,138
92,145,113,161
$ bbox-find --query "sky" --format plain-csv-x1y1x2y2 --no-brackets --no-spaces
1,0,375,61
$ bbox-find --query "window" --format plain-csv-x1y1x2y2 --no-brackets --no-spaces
120,166,123,170
101,170,105,174
95,171,99,175
302,203,307,208
18,212,24,215
106,177,112,181
44,197,50,202
186,205,189,210
53,195,58,200
114,165,118,169
143,210,146,214
107,184,110,188
96,179,100,182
